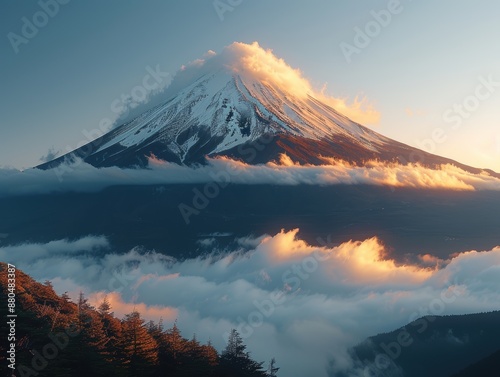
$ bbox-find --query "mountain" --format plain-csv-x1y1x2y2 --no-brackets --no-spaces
36,42,498,178
350,311,500,377
450,349,500,377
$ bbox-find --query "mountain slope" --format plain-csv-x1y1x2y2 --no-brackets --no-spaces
450,349,500,377
0,263,271,377
350,311,500,377
37,68,392,168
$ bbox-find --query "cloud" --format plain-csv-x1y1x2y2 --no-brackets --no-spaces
39,147,60,163
2,230,500,377
0,235,109,264
88,291,178,323
405,108,426,118
224,42,380,125
2,155,500,198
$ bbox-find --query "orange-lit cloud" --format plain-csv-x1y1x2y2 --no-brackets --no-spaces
405,108,427,118
210,155,500,191
418,254,448,269
314,157,480,190
223,42,380,125
88,291,178,323
258,229,433,286
3,155,500,198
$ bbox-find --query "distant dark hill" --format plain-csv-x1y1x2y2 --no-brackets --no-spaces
351,311,500,377
450,349,500,377
1,185,500,260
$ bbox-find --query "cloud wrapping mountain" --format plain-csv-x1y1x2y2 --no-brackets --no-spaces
3,156,500,198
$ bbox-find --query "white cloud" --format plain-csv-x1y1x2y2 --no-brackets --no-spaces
2,155,500,198
0,235,109,264
39,147,60,163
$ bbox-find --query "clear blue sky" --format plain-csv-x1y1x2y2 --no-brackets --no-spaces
1,0,500,171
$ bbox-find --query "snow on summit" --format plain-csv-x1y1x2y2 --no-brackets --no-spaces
166,42,380,126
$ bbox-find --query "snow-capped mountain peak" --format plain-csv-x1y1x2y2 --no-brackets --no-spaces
39,42,490,175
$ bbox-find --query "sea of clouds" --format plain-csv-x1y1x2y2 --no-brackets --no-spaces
2,229,500,376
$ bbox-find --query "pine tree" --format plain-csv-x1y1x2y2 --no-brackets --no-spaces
218,329,268,377
77,292,107,350
222,329,246,358
62,292,110,376
202,339,219,367
176,333,209,376
97,295,112,316
147,319,173,376
98,301,126,376
164,320,189,363
188,333,201,356
121,310,159,376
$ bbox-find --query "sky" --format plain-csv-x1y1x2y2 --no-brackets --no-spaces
1,0,500,171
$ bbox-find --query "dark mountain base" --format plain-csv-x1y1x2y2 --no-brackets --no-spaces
1,185,499,260
451,349,500,377
351,311,500,377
